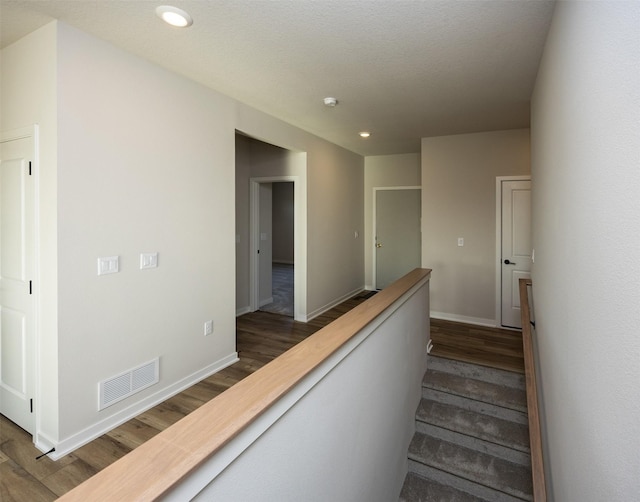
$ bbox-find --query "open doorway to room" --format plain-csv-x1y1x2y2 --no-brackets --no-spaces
258,181,294,316
250,177,299,318
235,132,307,321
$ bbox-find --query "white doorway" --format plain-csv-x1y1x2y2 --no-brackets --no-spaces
250,176,305,321
1,126,37,435
373,187,421,290
496,176,532,328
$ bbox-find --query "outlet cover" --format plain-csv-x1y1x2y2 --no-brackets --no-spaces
204,320,214,336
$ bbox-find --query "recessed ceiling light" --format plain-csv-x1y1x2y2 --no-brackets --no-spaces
156,5,193,27
323,97,338,107
359,132,371,138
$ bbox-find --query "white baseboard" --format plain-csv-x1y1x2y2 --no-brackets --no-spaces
430,311,497,328
236,306,251,317
306,286,364,321
259,297,273,307
49,352,239,460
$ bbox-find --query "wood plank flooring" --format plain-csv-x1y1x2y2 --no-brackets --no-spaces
0,294,523,501
430,318,525,373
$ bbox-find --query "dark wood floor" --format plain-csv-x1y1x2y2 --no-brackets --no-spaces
0,294,523,501
430,318,525,373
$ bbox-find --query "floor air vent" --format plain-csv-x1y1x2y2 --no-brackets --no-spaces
99,358,159,410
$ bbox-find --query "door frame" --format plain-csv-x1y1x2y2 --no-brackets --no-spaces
495,175,531,328
249,176,306,321
372,186,421,290
0,124,40,441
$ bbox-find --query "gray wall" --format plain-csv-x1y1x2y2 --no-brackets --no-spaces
531,2,640,500
421,130,530,325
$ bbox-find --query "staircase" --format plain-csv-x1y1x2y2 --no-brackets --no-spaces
400,355,533,502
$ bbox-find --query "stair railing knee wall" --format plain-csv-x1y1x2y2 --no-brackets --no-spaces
57,268,432,501
519,278,547,502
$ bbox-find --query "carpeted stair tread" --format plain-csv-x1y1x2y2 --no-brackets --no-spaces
423,369,527,413
417,399,530,453
427,356,525,390
408,433,533,501
399,472,487,502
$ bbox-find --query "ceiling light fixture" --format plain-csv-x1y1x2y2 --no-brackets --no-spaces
156,5,193,27
323,97,338,107
359,131,371,138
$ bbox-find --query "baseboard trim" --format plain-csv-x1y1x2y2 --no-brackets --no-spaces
236,306,251,317
430,311,497,328
272,259,294,265
48,352,239,460
306,286,364,322
259,297,273,307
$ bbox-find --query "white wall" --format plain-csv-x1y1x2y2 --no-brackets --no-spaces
364,153,421,289
235,135,251,314
55,22,238,443
2,21,366,453
530,2,640,500
421,130,530,325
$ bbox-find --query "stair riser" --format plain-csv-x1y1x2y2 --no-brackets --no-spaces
407,460,529,502
423,370,527,413
409,433,533,500
427,356,525,390
422,387,528,424
417,399,531,454
415,421,531,465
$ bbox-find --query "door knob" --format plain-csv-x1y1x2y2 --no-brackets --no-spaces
376,243,383,248
504,259,516,265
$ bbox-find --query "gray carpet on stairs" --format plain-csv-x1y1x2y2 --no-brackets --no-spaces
399,355,533,502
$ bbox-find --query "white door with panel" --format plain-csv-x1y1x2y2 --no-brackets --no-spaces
0,131,36,434
501,179,531,329
375,188,421,290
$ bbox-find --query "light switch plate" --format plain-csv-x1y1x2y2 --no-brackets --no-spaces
98,256,119,276
140,253,158,270
457,237,464,247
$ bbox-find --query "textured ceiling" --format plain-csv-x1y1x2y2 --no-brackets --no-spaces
0,0,555,156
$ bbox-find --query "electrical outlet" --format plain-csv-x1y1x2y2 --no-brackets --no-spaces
204,320,214,336
457,237,464,247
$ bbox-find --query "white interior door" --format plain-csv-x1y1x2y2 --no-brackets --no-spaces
1,130,36,434
375,188,421,290
501,179,532,329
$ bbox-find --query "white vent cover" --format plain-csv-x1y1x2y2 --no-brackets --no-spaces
99,358,159,410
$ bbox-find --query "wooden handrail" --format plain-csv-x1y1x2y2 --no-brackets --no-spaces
519,278,547,502
58,268,432,501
